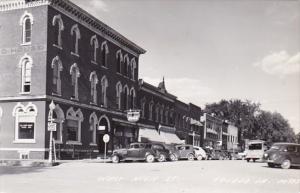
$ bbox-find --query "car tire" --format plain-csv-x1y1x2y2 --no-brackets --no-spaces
170,153,177,161
246,159,250,162
197,155,203,161
187,153,194,161
267,163,275,168
112,155,120,163
146,154,155,163
281,159,291,169
158,154,166,162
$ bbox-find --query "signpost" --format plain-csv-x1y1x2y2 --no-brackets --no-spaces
103,134,110,161
48,101,56,164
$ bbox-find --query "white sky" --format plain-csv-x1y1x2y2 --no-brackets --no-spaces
71,0,300,133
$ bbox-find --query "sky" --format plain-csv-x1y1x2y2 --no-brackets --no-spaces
71,0,300,133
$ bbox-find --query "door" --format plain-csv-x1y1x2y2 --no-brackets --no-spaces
127,144,140,158
97,133,105,154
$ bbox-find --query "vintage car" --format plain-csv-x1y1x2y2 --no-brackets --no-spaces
111,143,170,163
210,150,229,160
174,144,195,161
193,146,207,160
263,143,300,169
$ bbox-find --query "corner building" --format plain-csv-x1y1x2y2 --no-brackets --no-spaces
0,0,145,159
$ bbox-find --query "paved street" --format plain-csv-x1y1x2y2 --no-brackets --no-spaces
0,160,299,193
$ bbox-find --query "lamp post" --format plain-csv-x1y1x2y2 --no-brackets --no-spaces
48,101,55,164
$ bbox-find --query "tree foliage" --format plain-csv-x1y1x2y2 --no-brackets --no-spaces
204,99,296,143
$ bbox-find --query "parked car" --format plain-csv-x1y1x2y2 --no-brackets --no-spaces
111,143,170,163
193,146,207,160
164,144,180,161
203,147,213,160
175,144,195,161
263,143,300,169
210,150,229,160
246,140,268,162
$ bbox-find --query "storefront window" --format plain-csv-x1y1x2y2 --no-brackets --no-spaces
66,107,83,144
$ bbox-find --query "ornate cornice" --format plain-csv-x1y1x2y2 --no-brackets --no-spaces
0,0,146,56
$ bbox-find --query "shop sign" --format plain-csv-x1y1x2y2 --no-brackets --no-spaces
103,134,110,143
19,122,34,130
48,122,57,131
98,126,106,131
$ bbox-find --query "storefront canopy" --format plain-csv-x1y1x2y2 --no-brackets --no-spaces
159,125,184,145
138,127,165,143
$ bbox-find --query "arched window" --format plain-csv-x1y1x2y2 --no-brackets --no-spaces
66,107,83,143
116,50,123,73
89,71,98,104
52,14,64,48
51,104,65,143
123,85,129,110
70,63,80,100
160,105,164,123
123,54,129,77
51,56,63,95
116,81,122,110
89,112,98,145
101,41,109,67
130,58,136,81
155,104,160,122
140,98,146,118
165,107,169,125
149,101,154,120
12,103,37,143
101,76,108,107
19,54,33,93
90,35,99,64
20,11,33,44
129,87,136,109
70,24,81,56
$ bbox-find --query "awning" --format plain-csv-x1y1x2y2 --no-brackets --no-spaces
159,125,184,145
138,127,165,143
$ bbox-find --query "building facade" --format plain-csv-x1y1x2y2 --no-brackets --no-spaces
0,0,146,159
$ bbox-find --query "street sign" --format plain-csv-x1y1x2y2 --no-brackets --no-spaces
103,134,110,143
98,126,106,131
48,122,57,131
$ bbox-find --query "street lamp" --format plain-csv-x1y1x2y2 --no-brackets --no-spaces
48,101,56,164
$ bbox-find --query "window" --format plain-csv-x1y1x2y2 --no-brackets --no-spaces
13,103,37,143
70,63,80,100
149,101,154,120
66,107,83,144
20,11,33,45
130,58,136,81
116,50,123,73
129,88,136,109
52,14,64,48
160,105,164,123
101,41,109,67
123,85,129,110
101,76,108,107
155,104,160,122
140,98,146,118
51,56,63,95
90,35,99,64
116,81,122,110
19,54,33,93
123,54,129,77
89,112,98,145
90,71,98,104
165,107,169,125
70,24,81,56
51,104,65,143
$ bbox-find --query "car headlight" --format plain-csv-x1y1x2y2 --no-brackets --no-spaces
264,153,268,158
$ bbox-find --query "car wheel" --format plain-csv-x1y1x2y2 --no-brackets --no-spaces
158,154,166,162
281,159,291,169
112,155,120,163
246,159,250,162
197,155,203,161
146,154,155,163
253,159,256,162
267,163,275,168
170,153,177,161
187,153,194,161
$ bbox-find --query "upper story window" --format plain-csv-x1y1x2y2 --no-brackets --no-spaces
129,87,136,109
101,41,109,67
70,24,81,56
140,98,146,118
20,11,33,45
116,81,122,110
155,104,160,122
123,85,129,110
130,58,136,81
116,50,123,74
101,76,108,107
66,107,83,144
165,107,169,125
51,56,63,96
160,105,164,123
89,71,98,104
70,63,80,100
149,101,154,120
12,103,37,143
52,14,64,49
123,54,129,77
89,112,98,145
19,54,33,94
90,35,99,64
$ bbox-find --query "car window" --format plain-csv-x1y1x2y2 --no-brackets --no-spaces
185,146,190,150
194,147,199,150
178,146,185,150
145,144,152,149
152,145,164,150
286,146,296,152
130,144,139,149
249,143,262,150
